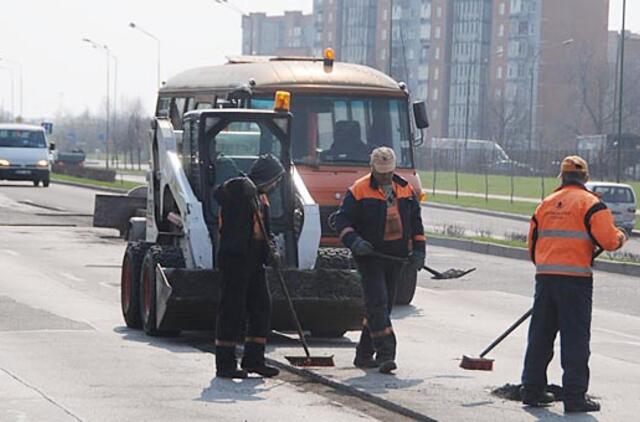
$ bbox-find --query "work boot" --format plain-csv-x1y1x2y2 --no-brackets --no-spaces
353,327,379,368
373,332,397,374
215,345,248,379
564,398,601,413
521,388,555,407
241,343,280,378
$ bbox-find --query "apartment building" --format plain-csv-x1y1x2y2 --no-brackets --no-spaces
241,11,314,56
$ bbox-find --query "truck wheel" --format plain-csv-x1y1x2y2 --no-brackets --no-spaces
120,242,151,329
139,245,185,336
310,330,347,338
33,180,39,187
395,267,417,305
42,177,50,187
315,247,356,270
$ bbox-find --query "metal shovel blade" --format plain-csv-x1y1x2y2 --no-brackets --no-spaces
428,266,476,280
285,355,335,367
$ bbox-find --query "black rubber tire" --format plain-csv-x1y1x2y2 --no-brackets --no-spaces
315,247,356,270
32,180,39,187
310,330,347,338
395,267,418,305
120,242,151,329
42,177,50,187
139,245,185,336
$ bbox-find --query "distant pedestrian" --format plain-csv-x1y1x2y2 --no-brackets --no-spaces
522,156,627,412
335,147,425,373
213,154,285,379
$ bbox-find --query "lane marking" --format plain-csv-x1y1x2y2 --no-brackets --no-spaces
2,249,19,256
594,327,640,342
59,272,84,282
99,282,119,290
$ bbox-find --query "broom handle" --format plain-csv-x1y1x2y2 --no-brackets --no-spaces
251,196,312,359
479,308,532,358
371,251,443,277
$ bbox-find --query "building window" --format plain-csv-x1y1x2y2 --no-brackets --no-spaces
499,2,505,15
435,26,441,39
381,29,387,40
436,6,442,18
435,47,440,60
433,88,439,101
497,66,503,79
434,68,439,80
498,24,504,37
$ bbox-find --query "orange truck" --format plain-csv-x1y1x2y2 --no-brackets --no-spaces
155,51,429,304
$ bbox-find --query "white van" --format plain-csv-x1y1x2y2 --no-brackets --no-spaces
0,123,54,187
586,182,637,234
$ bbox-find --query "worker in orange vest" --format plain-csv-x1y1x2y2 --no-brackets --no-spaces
335,147,426,374
521,156,627,412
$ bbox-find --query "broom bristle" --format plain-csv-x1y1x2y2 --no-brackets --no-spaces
460,355,494,371
285,355,335,367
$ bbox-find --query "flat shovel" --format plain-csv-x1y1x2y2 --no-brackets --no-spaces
371,251,475,280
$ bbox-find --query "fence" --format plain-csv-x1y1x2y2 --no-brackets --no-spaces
414,146,640,202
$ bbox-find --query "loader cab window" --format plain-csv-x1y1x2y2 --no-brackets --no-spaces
156,97,171,118
170,97,186,130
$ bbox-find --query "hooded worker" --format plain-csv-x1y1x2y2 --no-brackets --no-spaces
334,147,425,374
521,155,627,412
213,154,286,379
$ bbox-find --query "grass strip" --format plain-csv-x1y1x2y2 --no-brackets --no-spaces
51,173,142,191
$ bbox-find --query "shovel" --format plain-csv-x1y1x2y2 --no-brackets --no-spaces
251,197,335,367
371,251,475,280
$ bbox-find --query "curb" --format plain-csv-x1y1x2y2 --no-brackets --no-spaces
51,178,130,194
428,235,640,277
266,357,437,422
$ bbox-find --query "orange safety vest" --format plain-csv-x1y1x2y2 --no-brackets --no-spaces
529,184,626,277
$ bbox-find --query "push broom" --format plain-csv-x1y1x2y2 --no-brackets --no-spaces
252,198,335,367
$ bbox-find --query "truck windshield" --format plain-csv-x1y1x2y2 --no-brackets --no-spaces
253,95,412,168
0,129,46,148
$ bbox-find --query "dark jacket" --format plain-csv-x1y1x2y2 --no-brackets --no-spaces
335,173,425,257
214,177,271,261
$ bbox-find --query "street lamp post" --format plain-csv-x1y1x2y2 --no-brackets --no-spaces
0,65,15,118
616,0,627,183
0,57,23,118
213,0,252,55
129,22,161,89
83,38,111,169
527,38,574,153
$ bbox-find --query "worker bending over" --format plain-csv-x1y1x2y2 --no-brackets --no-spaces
335,147,425,373
522,156,627,412
213,154,285,379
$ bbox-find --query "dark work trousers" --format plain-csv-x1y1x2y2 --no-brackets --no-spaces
355,256,403,334
215,246,271,343
521,275,593,402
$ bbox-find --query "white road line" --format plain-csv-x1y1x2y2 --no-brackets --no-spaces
99,282,119,290
59,272,84,282
1,249,19,256
594,327,640,342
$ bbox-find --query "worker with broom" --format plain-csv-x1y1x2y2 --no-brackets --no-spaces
521,156,627,412
213,154,286,379
335,146,425,374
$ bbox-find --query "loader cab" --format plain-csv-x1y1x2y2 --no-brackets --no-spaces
181,105,295,266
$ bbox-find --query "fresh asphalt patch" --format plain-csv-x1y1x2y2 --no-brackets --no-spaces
0,296,93,332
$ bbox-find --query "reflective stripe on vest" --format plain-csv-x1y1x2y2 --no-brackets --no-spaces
538,230,591,240
536,264,592,275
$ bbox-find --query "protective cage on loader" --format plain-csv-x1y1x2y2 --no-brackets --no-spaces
118,101,364,337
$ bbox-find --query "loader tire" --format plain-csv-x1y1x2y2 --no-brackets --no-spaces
315,247,356,270
140,245,185,336
121,242,152,329
395,267,417,305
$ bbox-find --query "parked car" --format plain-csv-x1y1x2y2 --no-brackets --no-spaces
0,123,55,187
585,182,637,234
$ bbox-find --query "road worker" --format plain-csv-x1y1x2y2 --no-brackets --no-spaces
213,154,285,379
521,156,627,412
335,146,425,374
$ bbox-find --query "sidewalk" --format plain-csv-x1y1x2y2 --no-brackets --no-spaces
426,189,541,204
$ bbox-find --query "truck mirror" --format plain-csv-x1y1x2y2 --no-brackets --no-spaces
49,141,56,151
413,101,429,129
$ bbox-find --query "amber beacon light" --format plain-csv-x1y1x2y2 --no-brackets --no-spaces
323,48,335,66
274,91,291,112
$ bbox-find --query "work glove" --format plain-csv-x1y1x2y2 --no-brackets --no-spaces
268,248,282,268
409,249,426,272
350,236,374,256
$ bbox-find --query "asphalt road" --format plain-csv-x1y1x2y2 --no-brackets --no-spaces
3,181,640,421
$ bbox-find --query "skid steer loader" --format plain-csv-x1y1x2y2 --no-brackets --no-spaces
116,92,363,337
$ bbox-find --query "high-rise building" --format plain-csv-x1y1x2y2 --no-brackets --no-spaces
242,11,314,56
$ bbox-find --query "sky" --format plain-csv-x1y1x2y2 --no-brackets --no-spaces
0,0,637,120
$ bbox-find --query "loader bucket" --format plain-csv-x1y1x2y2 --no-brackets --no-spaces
153,267,364,334
93,193,146,236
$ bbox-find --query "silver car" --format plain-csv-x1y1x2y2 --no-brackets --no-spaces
586,182,637,234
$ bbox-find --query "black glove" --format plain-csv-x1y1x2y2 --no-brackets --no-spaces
409,249,426,272
350,236,374,256
268,249,282,268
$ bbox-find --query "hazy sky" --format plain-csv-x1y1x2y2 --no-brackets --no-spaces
0,0,636,119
